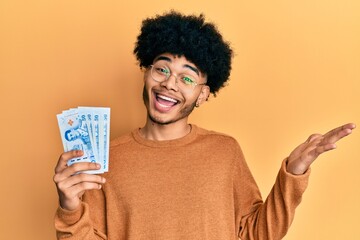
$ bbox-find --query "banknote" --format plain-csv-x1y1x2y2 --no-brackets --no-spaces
78,106,110,173
57,107,110,174
102,108,110,172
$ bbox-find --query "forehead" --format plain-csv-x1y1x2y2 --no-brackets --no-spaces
154,53,192,64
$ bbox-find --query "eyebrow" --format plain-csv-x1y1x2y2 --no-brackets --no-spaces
154,55,200,76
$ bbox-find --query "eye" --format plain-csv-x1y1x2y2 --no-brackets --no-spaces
181,76,195,85
155,66,170,76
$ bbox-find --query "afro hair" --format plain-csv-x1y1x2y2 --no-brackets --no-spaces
133,11,233,96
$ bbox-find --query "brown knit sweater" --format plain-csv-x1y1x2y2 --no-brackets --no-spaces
55,125,310,240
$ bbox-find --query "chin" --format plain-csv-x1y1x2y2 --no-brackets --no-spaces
147,109,179,125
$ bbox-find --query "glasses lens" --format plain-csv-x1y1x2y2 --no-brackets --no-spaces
177,75,197,91
151,65,169,82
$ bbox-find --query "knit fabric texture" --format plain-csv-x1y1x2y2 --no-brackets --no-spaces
55,125,310,240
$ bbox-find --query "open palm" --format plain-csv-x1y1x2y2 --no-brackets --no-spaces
286,123,356,175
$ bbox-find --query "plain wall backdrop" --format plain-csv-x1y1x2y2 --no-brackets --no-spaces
0,0,359,239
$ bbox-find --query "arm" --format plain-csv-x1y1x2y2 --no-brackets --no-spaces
53,150,107,239
237,123,355,240
237,159,310,240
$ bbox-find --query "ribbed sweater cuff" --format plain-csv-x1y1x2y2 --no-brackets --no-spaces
279,158,311,197
56,202,85,225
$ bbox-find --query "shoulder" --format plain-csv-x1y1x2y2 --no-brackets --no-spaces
110,131,135,148
194,125,246,166
194,125,241,148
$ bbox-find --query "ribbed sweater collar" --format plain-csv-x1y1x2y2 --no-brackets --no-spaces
131,124,199,148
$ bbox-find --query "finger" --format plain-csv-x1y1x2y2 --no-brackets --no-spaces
57,173,106,192
306,134,336,156
69,182,105,196
60,182,105,201
306,133,323,143
341,122,356,130
297,137,325,163
307,143,336,161
323,123,356,144
55,150,84,173
53,162,101,183
323,123,356,139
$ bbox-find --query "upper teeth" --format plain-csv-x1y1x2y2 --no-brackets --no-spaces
157,94,177,103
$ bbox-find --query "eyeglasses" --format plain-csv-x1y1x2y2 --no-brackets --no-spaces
150,63,206,92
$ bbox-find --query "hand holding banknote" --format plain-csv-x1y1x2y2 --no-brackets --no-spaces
53,107,110,211
53,150,106,211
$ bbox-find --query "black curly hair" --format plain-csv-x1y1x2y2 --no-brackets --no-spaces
133,11,233,96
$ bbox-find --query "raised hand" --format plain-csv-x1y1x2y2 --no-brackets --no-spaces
53,150,106,211
286,123,356,175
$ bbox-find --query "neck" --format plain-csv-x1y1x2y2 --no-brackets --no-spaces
140,118,191,141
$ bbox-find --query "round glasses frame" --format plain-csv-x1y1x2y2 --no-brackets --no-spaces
149,64,206,92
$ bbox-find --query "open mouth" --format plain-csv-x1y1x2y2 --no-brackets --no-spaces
154,93,179,110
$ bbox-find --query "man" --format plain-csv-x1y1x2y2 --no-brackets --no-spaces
53,11,355,240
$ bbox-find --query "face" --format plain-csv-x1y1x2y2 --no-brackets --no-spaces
142,53,210,125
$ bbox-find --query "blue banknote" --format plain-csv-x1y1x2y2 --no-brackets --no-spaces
78,106,111,173
57,106,111,174
102,108,110,172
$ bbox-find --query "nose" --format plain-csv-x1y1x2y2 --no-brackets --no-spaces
160,74,179,92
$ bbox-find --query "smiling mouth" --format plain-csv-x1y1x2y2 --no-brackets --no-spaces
155,93,179,109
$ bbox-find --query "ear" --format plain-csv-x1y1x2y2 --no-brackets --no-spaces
196,85,210,107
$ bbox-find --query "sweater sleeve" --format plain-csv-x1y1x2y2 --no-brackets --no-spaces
54,189,107,240
234,146,310,240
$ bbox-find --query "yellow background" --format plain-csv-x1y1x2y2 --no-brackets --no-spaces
1,0,359,239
